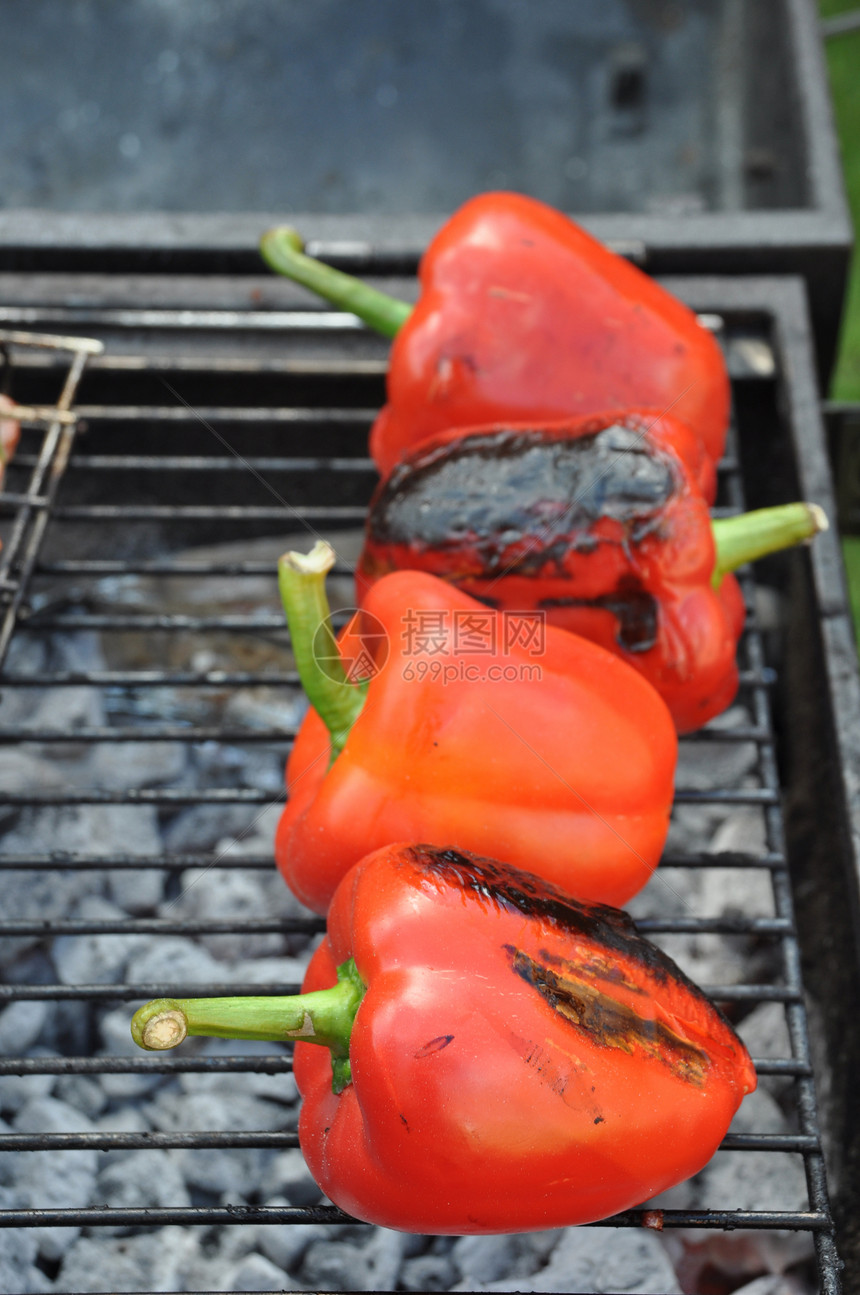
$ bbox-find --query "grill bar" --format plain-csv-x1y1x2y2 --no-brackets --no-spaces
0,670,304,684
20,560,356,576
46,406,378,424
0,1205,832,1232
18,445,743,473
0,1054,811,1079
0,784,286,803
23,453,379,472
1,1131,302,1151
46,504,368,522
0,725,775,745
0,306,369,330
0,982,802,1003
0,852,283,870
0,849,788,871
0,915,795,937
0,490,52,510
0,786,777,806
0,1130,818,1154
27,502,744,524
18,614,308,630
0,663,776,697
1,725,295,742
0,1056,297,1076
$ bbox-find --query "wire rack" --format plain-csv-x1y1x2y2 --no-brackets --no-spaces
0,280,846,1294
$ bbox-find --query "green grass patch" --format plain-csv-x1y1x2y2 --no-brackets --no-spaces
820,3,860,400
843,537,860,627
820,5,860,637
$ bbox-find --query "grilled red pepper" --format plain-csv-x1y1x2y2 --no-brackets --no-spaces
260,191,729,492
131,843,756,1234
275,541,676,914
356,411,827,733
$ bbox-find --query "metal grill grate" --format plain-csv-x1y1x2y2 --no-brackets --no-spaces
0,278,847,1294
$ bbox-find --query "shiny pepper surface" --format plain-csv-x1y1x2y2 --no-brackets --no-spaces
260,192,730,496
295,843,757,1234
369,192,729,482
276,547,676,914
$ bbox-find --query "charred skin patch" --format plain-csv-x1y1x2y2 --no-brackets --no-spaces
367,424,677,573
540,578,659,653
414,1035,455,1058
539,947,648,998
504,944,709,1087
407,846,732,1029
410,844,654,966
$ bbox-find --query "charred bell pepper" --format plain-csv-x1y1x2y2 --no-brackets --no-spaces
275,541,676,914
260,191,730,491
356,411,827,734
131,843,757,1235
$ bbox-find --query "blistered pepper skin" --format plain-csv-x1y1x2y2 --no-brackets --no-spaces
358,411,743,733
369,192,730,489
294,844,757,1234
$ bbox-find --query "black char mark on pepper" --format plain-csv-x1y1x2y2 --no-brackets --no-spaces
414,1035,455,1058
504,945,709,1087
539,946,648,998
540,577,659,653
368,424,677,573
407,846,733,1026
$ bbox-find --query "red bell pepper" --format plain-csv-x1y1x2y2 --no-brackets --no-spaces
356,411,827,733
260,191,730,492
131,843,757,1234
275,541,676,914
0,394,20,491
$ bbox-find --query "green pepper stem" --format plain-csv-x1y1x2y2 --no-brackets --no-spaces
130,959,365,1093
712,503,828,588
259,227,413,339
278,540,368,761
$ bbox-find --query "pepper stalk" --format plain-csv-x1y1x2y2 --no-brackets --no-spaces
260,228,412,339
711,503,828,588
278,541,368,763
130,958,365,1093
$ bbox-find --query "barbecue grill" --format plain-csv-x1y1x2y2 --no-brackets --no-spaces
0,262,856,1294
